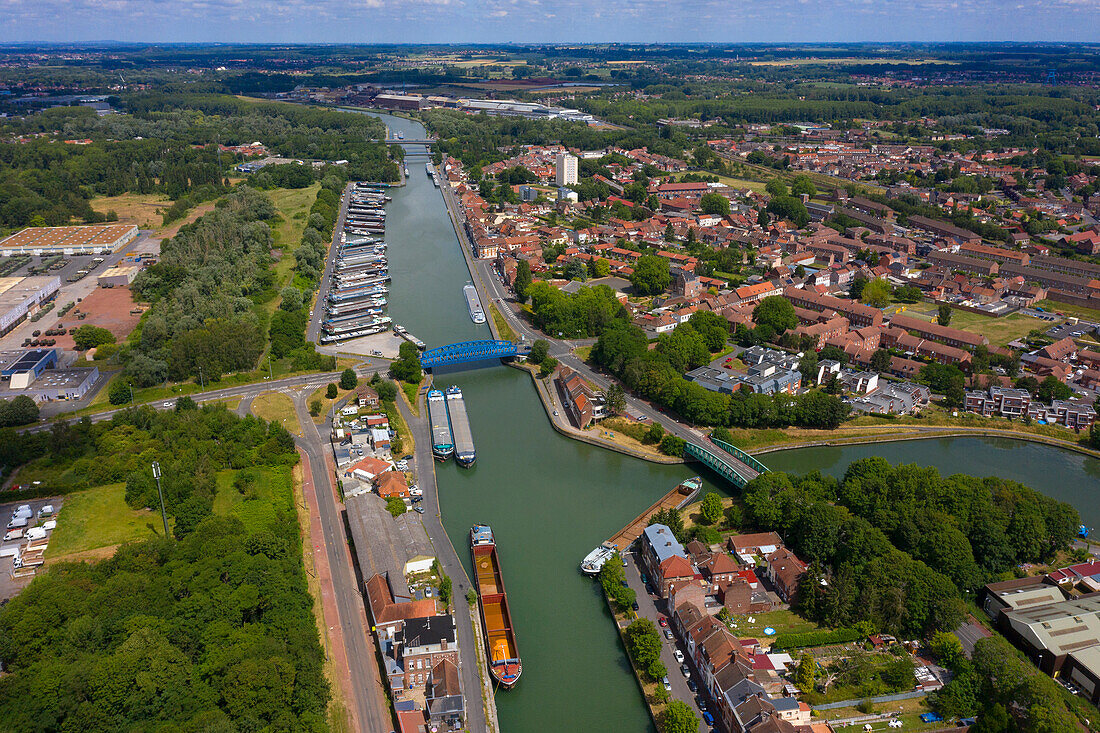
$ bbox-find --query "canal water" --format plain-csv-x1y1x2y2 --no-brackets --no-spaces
366,110,1100,731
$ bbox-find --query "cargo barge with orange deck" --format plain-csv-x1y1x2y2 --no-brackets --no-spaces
470,524,522,689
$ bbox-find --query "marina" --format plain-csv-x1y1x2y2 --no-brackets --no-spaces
445,385,476,467
428,389,455,461
471,524,523,689
317,183,396,343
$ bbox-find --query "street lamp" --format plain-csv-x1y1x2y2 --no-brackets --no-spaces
151,461,169,538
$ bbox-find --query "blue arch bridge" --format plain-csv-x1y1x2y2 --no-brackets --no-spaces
419,339,520,370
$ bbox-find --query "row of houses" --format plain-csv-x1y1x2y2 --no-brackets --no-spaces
965,385,1097,429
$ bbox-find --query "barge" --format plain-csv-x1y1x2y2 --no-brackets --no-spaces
427,390,454,461
470,525,522,689
445,386,476,467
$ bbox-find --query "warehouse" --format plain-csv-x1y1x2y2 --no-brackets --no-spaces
0,349,58,386
0,276,61,336
0,224,138,256
97,263,140,287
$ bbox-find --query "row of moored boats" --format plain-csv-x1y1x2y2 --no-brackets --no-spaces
321,182,394,344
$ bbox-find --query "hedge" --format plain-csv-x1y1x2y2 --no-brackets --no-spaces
772,627,861,650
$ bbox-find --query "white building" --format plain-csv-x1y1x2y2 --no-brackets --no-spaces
555,153,578,186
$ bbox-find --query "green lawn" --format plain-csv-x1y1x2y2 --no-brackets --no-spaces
897,307,1049,347
251,392,301,435
727,609,820,639
489,302,517,342
1037,299,1100,323
213,467,294,534
49,483,164,557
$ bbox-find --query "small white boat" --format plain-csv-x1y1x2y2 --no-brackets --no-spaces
581,542,618,576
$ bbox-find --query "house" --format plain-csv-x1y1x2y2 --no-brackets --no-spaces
345,456,393,482
397,615,459,692
426,658,466,729
357,385,380,407
728,532,782,563
376,471,409,499
641,524,694,597
766,547,807,603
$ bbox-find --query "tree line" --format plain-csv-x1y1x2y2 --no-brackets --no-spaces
740,458,1078,636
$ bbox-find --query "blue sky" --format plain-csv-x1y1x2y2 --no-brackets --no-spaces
2,0,1099,43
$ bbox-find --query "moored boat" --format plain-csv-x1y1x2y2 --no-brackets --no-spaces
470,525,522,689
581,541,618,576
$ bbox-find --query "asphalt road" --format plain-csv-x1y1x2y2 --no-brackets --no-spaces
393,389,491,733
306,182,353,345
624,551,707,731
21,371,346,433
292,392,393,733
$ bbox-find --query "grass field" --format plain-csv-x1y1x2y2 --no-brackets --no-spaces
947,310,1048,346
90,193,173,230
269,184,321,294
48,483,164,558
489,302,517,342
213,466,295,533
1037,299,1100,323
730,609,820,639
306,381,348,423
251,392,301,435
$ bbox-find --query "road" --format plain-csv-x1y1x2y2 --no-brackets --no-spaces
306,182,353,345
20,370,349,432
393,389,493,733
291,391,393,733
623,551,707,730
438,178,706,447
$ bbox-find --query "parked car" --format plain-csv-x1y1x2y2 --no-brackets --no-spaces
687,678,697,692
664,629,673,640
631,600,639,611
662,677,672,692
414,506,425,514
681,664,691,678
658,617,668,627
674,649,684,663
702,712,715,726
409,487,423,497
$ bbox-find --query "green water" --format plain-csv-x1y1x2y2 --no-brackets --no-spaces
366,110,1100,732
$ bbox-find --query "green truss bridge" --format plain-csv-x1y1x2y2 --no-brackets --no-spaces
683,438,769,488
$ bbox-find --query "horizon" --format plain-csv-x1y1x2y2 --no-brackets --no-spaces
4,0,1100,45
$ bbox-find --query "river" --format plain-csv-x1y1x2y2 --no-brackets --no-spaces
362,109,1100,732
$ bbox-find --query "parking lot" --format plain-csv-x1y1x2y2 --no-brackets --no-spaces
0,496,63,602
624,551,710,731
1045,320,1100,341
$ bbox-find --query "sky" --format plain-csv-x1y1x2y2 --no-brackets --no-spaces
2,0,1100,44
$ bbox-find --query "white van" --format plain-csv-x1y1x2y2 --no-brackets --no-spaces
42,520,57,531
25,527,47,542
3,528,23,542
7,516,28,530
38,504,55,518
12,507,32,520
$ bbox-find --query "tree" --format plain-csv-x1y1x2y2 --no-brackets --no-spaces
700,192,730,216
309,399,322,416
539,356,558,378
564,259,588,282
514,260,532,304
1089,422,1100,450
766,196,810,228
790,175,817,198
870,349,892,373
860,278,891,308
664,222,675,241
339,368,358,390
849,275,869,301
794,653,817,690
438,575,453,607
659,700,698,733
630,254,672,296
1037,375,1072,404
589,257,611,279
765,178,789,197
753,295,798,333
376,379,398,402
279,286,304,312
390,342,423,384
644,422,665,444
688,310,730,352
72,324,116,351
937,304,953,327
757,209,769,228
108,379,132,405
385,497,407,517
660,434,685,457
528,339,550,365
0,396,39,427
605,383,626,415
930,631,965,670
700,492,723,525
798,350,819,382
326,383,338,399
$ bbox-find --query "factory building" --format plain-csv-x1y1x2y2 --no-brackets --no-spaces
0,276,61,337
0,224,137,256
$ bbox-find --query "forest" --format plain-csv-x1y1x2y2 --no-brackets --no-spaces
739,458,1078,636
0,94,396,232
0,402,328,731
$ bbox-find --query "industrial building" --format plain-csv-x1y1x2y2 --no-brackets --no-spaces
0,224,138,256
0,276,61,336
97,263,140,287
0,349,99,401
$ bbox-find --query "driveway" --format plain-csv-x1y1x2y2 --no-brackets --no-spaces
623,551,706,732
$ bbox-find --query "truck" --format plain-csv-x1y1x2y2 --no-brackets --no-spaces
6,516,28,531
3,528,23,542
